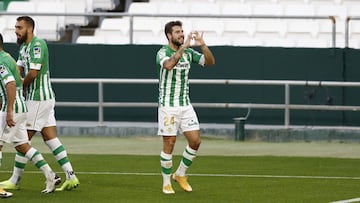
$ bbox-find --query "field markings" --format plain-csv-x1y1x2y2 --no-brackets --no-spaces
329,197,360,203
1,171,359,180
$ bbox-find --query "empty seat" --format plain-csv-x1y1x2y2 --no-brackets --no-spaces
252,4,284,15
191,19,224,37
295,38,329,48
128,2,158,14
223,19,257,38
158,2,189,14
231,37,264,47
76,36,106,44
98,18,130,36
284,4,316,16
63,0,92,26
286,20,320,39
221,3,252,15
92,0,116,11
188,2,220,15
263,38,297,47
35,1,66,41
254,19,287,38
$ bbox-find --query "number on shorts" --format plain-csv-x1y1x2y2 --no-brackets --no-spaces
164,116,175,126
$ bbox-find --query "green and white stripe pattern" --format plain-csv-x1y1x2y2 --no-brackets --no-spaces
17,37,55,101
156,45,203,107
0,51,27,113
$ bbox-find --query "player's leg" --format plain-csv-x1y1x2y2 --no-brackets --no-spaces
15,142,60,193
41,126,79,191
173,106,201,192
158,106,178,194
0,116,33,189
161,136,176,194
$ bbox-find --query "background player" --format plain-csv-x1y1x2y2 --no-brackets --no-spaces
0,16,79,191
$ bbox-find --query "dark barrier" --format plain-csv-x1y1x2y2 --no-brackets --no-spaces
4,43,360,126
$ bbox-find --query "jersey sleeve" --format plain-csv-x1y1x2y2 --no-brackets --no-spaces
29,40,45,70
0,64,15,85
156,48,170,68
189,48,205,66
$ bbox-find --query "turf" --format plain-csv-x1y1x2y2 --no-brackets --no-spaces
0,153,360,203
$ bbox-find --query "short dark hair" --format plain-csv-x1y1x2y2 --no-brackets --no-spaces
0,33,3,49
164,21,182,40
17,16,35,30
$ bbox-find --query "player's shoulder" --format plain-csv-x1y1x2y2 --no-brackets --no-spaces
32,36,47,47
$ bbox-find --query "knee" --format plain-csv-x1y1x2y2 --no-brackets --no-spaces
190,139,201,150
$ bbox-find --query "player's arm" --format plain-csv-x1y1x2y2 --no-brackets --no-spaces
5,81,16,127
192,31,215,66
23,68,39,88
162,33,192,70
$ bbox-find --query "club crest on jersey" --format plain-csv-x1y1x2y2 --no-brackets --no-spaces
0,65,8,75
34,47,41,59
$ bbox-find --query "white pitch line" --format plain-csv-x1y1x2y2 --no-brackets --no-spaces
329,197,360,203
0,171,359,180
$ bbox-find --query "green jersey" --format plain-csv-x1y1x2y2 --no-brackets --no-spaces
0,51,27,113
17,36,55,101
156,45,204,107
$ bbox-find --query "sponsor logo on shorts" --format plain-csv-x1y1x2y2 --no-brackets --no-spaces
188,120,198,127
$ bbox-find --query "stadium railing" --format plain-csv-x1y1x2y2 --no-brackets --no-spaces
51,78,360,128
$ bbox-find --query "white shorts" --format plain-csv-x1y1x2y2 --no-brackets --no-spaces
26,99,56,131
157,105,200,136
0,112,29,146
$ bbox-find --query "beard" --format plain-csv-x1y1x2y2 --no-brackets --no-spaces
16,32,27,44
171,37,183,47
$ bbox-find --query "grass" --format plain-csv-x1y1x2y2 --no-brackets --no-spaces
0,136,359,202
0,153,360,203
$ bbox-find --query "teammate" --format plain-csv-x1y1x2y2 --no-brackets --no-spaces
156,21,215,194
0,33,60,194
0,16,79,191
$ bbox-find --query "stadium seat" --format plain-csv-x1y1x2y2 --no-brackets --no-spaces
231,37,264,46
287,19,320,38
254,19,287,38
35,1,66,41
252,4,284,15
284,4,316,16
98,18,130,36
76,36,106,44
263,38,297,47
157,2,189,14
104,36,131,45
222,19,257,38
221,3,252,15
191,19,224,37
188,2,221,15
92,0,116,11
128,2,158,14
63,0,92,26
295,37,329,48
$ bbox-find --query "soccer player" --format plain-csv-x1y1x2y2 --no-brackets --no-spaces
0,16,79,191
0,33,60,194
156,21,215,194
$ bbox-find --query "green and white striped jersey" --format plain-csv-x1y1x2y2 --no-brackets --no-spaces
0,51,27,113
156,45,204,107
17,36,55,101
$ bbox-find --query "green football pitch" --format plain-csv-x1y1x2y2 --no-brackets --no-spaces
0,136,360,203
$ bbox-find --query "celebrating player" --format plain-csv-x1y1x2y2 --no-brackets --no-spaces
156,20,215,194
